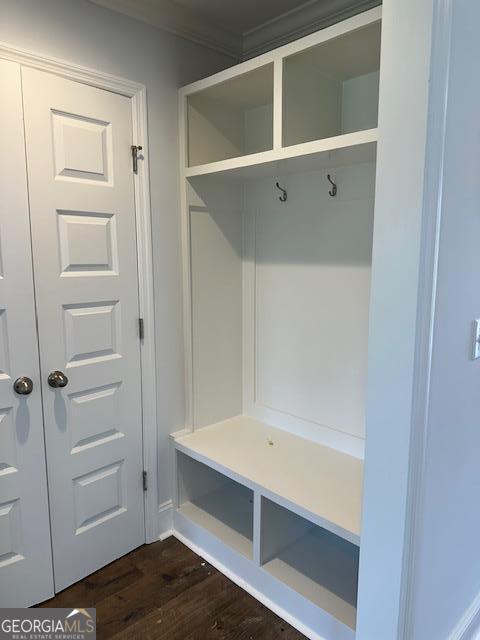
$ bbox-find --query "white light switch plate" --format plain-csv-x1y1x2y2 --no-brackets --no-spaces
473,319,480,359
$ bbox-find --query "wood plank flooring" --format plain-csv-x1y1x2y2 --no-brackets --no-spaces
39,537,306,640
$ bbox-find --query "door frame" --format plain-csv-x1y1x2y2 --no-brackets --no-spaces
0,41,159,543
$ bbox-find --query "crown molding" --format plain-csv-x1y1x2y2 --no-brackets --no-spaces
89,0,381,62
89,0,241,59
243,0,382,59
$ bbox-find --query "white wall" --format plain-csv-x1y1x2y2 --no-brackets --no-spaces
0,0,234,517
410,1,480,637
249,165,374,447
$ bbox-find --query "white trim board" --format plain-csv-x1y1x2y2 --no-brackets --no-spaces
398,0,453,636
158,500,174,540
0,40,159,543
449,590,480,640
172,520,354,640
243,0,381,59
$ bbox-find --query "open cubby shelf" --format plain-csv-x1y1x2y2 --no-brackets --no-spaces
174,441,360,633
261,498,359,630
176,451,254,559
187,64,274,167
283,21,381,147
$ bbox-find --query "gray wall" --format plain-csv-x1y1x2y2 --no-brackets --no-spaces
411,1,480,637
0,0,234,509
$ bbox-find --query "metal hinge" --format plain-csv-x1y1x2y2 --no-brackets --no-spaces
143,470,148,492
131,145,143,174
138,317,144,341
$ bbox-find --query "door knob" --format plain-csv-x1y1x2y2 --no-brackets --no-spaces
13,376,34,395
48,370,68,388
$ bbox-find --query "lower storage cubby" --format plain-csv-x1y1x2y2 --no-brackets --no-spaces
176,451,254,559
260,498,359,630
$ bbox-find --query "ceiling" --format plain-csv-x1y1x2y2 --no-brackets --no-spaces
172,0,313,35
90,0,381,60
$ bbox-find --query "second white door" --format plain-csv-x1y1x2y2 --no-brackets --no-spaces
22,67,145,591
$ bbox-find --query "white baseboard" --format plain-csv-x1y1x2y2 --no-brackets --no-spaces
157,500,174,540
171,509,355,640
172,529,324,640
449,590,480,640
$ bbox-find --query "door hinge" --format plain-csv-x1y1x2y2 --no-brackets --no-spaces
138,317,144,341
143,470,148,491
131,144,143,174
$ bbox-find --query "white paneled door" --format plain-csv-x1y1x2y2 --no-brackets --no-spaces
21,68,145,592
0,60,55,607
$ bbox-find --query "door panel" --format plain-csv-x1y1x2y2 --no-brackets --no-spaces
21,67,145,591
0,60,54,606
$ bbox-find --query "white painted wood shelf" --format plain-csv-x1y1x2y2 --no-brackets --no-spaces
177,481,254,560
174,416,363,545
263,528,358,630
184,129,377,181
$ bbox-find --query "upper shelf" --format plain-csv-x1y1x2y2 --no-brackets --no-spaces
185,128,377,181
283,21,380,148
187,63,274,167
180,7,381,177
173,415,363,546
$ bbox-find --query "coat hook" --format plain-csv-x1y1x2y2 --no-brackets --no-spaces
327,174,337,197
276,182,287,202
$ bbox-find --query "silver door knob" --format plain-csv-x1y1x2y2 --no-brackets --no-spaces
14,376,33,395
48,370,68,388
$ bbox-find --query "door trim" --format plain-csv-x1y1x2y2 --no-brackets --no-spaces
0,41,159,543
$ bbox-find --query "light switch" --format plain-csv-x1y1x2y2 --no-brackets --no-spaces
473,319,480,359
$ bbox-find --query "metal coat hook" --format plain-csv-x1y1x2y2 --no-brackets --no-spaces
327,174,337,197
276,182,287,202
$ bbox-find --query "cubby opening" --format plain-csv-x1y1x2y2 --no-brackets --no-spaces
187,64,274,167
283,21,381,147
261,498,359,630
176,451,254,559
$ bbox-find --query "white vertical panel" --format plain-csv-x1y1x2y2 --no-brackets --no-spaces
356,0,435,637
273,58,283,149
408,1,480,637
341,71,379,134
189,179,244,428
246,164,375,446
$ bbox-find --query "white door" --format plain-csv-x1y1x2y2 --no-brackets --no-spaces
22,67,145,591
0,60,54,606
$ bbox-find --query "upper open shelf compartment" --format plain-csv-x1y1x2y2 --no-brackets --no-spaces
187,64,274,167
283,21,381,147
181,9,381,176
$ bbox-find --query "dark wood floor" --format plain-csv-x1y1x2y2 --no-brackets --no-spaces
39,537,306,639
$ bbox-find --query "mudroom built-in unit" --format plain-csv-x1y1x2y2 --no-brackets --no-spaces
172,7,381,640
